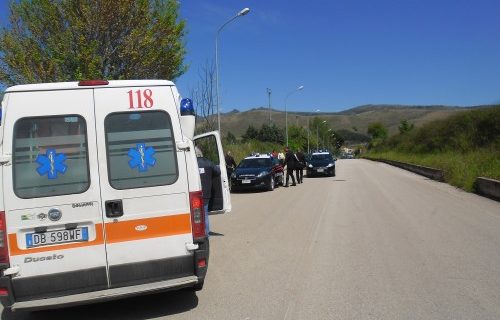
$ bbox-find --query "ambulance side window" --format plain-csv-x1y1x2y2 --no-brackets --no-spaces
13,115,90,198
104,111,178,189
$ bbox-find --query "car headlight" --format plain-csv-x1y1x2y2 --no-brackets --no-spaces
257,171,269,178
308,164,313,168
327,163,334,167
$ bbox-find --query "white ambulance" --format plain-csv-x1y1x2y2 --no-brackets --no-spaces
0,80,230,311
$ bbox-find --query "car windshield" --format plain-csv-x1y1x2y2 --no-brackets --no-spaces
238,158,272,168
311,154,333,161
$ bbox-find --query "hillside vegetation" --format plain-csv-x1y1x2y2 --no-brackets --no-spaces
218,105,474,144
365,106,500,191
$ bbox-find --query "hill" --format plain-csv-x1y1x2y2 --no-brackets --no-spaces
218,104,488,144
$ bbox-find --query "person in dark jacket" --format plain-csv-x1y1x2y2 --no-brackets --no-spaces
224,150,237,179
283,146,297,187
295,149,306,184
196,147,221,235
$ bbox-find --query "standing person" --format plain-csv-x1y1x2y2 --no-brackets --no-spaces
196,146,221,236
283,146,297,187
277,150,285,165
295,149,306,184
225,150,237,178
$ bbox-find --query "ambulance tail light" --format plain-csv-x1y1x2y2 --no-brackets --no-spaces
0,212,9,265
189,191,206,241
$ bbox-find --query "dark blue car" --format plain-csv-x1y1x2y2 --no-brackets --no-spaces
230,154,284,191
306,152,336,177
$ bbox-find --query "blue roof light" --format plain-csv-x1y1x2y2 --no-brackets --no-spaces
180,98,195,116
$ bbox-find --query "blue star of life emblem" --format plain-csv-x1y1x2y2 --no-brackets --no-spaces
36,149,68,179
128,143,156,172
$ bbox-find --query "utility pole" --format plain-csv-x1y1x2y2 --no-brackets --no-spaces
267,88,272,125
307,117,310,153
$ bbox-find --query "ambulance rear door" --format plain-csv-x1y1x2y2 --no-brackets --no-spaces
193,131,231,214
1,88,108,301
93,84,195,288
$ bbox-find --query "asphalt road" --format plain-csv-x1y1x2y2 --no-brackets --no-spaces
3,159,500,320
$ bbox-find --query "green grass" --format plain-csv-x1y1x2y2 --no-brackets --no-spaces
223,140,285,163
364,148,500,192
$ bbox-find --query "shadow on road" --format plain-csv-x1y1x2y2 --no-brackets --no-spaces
208,231,224,237
2,289,198,320
230,189,270,194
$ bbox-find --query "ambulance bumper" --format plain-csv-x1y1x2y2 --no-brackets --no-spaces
9,275,198,311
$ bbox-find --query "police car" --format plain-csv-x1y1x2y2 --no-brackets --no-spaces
0,80,231,311
230,154,284,191
306,151,336,177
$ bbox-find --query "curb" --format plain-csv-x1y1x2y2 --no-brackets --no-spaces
364,157,444,182
474,177,500,201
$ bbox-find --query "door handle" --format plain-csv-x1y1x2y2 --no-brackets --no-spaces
105,200,124,218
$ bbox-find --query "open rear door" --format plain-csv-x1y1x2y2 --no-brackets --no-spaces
193,131,231,214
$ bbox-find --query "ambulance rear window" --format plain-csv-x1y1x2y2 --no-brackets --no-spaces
13,115,90,198
104,111,178,189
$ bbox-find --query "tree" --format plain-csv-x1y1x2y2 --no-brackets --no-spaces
398,119,414,134
367,122,388,140
0,0,187,86
367,122,388,149
258,123,284,144
225,131,237,144
242,125,259,142
190,60,216,132
287,125,307,151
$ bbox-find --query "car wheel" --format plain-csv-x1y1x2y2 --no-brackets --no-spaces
267,176,275,191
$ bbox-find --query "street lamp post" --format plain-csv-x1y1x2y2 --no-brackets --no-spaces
317,120,326,150
267,88,272,126
284,85,304,146
325,128,332,149
215,7,250,134
308,108,320,153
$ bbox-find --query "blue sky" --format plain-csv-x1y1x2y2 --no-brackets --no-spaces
1,0,500,112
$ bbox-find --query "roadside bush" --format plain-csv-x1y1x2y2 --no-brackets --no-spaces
378,106,500,154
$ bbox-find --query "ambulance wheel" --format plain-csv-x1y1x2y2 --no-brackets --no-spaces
267,176,275,191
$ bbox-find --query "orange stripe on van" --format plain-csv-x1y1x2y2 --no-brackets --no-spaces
7,214,192,256
8,224,105,256
105,214,191,244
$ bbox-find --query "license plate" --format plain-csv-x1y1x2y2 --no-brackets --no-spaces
317,168,324,173
242,179,251,184
26,227,89,248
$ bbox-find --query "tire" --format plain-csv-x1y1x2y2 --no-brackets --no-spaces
193,280,204,291
267,176,275,191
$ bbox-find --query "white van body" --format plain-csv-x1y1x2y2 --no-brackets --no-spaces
0,80,230,311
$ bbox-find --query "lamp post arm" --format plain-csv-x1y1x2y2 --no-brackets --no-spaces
284,89,300,146
215,14,240,134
